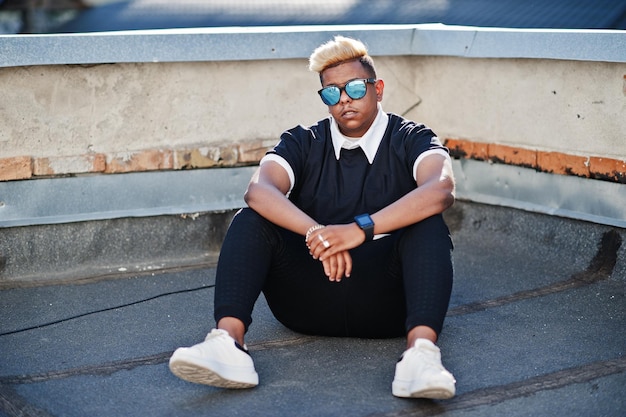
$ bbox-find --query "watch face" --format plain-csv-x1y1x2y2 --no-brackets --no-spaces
355,214,374,227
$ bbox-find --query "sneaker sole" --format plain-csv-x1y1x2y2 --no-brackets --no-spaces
392,382,455,399
405,388,454,400
169,359,257,389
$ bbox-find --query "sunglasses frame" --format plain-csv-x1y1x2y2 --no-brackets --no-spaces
317,78,377,106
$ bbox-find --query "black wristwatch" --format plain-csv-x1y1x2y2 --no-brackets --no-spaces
354,213,375,241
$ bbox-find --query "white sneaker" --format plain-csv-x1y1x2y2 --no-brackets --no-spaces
169,329,259,388
392,339,456,399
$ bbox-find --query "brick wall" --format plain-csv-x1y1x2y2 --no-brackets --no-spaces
1,137,624,183
0,139,276,181
446,139,626,184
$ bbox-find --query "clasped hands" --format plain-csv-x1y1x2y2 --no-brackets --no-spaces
305,223,366,282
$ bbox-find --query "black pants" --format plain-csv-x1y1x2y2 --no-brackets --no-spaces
214,208,453,338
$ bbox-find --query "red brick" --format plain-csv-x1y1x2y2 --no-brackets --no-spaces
536,151,590,177
0,156,32,181
488,144,537,168
445,138,490,161
106,149,173,173
471,142,490,161
444,138,487,160
238,139,276,163
444,138,468,158
588,157,626,183
173,145,237,169
33,154,106,176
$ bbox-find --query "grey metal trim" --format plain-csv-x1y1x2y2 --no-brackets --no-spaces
452,159,626,229
0,167,256,228
1,162,624,229
1,24,625,68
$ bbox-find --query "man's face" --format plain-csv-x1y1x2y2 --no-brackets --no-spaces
320,60,384,138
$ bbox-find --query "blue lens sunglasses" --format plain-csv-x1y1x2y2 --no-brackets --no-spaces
318,78,376,106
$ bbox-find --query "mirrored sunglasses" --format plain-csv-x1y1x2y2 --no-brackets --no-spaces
318,78,376,106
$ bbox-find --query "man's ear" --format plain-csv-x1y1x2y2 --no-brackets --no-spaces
375,79,384,102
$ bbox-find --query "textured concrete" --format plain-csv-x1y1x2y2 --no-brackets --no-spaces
2,28,625,162
0,201,624,416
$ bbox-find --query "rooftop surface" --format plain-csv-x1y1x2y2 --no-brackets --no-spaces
0,8,624,417
1,201,624,417
56,0,626,33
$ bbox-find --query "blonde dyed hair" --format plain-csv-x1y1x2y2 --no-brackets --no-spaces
308,35,377,80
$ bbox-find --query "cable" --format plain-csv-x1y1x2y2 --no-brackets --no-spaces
0,284,215,337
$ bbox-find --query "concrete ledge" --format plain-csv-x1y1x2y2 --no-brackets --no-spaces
2,24,625,68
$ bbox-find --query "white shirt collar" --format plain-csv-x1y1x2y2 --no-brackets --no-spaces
330,104,389,163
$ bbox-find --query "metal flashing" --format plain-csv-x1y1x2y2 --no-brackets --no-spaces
452,159,626,229
1,163,624,229
1,25,625,68
0,167,256,228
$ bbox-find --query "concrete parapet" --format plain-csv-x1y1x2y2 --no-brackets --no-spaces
0,210,234,288
0,201,623,289
0,26,624,285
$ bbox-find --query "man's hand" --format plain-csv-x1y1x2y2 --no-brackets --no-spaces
306,223,366,281
321,251,353,281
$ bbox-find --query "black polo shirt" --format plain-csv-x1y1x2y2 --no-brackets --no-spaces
267,113,448,225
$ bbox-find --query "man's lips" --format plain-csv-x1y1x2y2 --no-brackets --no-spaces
341,108,358,118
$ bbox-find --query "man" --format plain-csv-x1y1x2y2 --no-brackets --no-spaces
169,35,457,399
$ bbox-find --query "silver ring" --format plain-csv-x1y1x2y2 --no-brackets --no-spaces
318,234,325,242
322,240,330,248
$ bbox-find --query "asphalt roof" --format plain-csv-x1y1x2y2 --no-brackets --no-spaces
1,201,625,416
56,0,626,33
